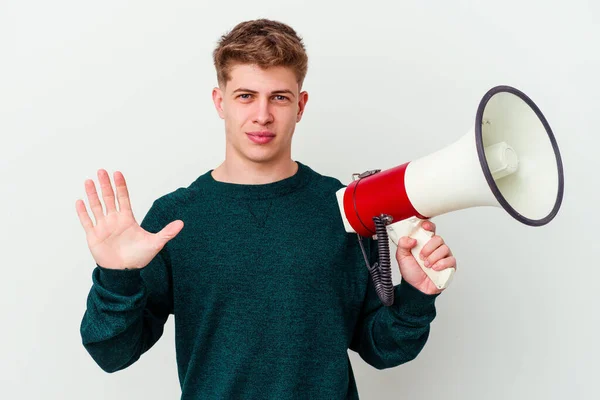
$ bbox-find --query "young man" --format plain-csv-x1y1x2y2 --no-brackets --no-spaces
77,19,456,399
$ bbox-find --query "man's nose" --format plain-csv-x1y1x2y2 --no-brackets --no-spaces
253,99,274,125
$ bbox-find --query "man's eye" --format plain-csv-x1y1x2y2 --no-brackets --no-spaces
274,95,288,101
239,94,252,99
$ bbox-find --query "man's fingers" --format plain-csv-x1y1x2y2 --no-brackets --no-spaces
424,244,451,268
422,220,436,234
85,179,105,224
75,199,94,233
419,235,444,261
431,256,457,271
114,171,133,213
98,169,117,214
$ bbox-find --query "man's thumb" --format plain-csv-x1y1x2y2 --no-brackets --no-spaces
396,236,417,259
156,220,184,246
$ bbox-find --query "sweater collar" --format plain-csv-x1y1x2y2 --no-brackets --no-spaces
195,160,314,200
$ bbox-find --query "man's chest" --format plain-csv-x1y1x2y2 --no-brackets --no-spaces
168,206,369,318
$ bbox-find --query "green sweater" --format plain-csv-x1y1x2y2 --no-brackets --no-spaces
80,161,439,399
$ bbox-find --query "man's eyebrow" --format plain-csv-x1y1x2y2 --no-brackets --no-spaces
271,89,296,98
232,88,296,98
232,88,258,94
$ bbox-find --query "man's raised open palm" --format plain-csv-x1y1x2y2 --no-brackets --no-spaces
75,169,184,270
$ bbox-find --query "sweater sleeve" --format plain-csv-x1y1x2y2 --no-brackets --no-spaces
79,199,174,373
349,236,440,370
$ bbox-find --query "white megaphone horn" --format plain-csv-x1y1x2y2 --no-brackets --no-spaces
336,85,564,306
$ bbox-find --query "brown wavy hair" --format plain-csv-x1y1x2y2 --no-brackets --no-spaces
213,19,308,89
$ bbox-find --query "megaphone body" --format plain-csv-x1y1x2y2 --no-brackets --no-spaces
337,85,564,305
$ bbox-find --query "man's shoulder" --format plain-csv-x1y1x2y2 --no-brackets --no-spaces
155,186,190,206
151,173,209,215
151,165,349,209
304,164,346,192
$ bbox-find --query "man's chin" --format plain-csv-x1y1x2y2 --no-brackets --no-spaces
243,151,283,164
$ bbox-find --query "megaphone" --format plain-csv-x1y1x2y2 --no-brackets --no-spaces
336,85,564,306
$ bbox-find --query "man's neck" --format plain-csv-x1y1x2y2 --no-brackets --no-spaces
211,158,298,185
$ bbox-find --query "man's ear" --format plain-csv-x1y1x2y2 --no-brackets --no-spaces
296,91,309,122
212,87,225,119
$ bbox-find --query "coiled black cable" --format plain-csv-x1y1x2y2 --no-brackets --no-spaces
357,214,394,306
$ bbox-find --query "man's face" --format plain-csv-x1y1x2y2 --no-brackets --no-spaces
212,64,308,165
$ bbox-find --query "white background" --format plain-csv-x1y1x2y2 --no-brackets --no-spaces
1,1,598,399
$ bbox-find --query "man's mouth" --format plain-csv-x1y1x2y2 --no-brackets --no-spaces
246,131,275,137
246,132,275,144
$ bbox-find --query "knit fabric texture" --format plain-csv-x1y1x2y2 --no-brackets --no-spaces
80,161,439,399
